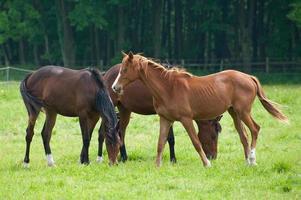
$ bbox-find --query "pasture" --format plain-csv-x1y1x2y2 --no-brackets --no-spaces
0,82,300,199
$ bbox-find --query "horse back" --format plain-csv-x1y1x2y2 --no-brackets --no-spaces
26,66,99,116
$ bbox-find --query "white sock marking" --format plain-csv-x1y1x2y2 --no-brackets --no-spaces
248,148,257,166
23,162,30,168
96,156,103,163
46,154,55,167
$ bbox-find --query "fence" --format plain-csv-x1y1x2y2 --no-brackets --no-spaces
0,57,301,82
160,57,301,74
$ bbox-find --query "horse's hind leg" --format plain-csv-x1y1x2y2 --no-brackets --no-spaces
167,126,176,163
41,110,57,167
23,112,40,167
228,108,250,164
79,115,98,164
240,113,260,165
181,118,211,167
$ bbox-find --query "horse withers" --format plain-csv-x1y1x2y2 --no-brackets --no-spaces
20,66,121,167
98,64,222,163
112,52,288,167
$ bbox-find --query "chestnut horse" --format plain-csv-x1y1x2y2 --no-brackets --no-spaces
20,66,120,167
98,64,222,163
112,52,288,167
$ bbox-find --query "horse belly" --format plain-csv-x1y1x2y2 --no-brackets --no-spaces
192,99,229,120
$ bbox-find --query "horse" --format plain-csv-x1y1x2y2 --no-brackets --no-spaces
112,52,288,167
20,66,121,167
97,64,222,163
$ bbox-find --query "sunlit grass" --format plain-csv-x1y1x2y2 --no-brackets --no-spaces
0,82,300,199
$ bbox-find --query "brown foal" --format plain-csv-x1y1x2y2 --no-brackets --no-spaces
112,52,288,167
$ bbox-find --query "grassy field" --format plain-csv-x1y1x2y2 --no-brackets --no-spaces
0,82,300,199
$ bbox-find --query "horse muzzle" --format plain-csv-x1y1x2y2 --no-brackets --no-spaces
112,84,123,95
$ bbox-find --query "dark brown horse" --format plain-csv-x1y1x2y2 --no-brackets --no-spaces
20,66,121,167
97,64,222,163
112,52,288,167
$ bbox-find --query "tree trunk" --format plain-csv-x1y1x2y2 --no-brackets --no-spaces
33,44,39,66
152,0,163,57
239,0,253,72
55,0,76,67
167,0,172,58
44,34,50,62
2,45,10,66
94,26,101,67
258,0,265,59
19,39,26,65
174,0,183,60
116,5,125,54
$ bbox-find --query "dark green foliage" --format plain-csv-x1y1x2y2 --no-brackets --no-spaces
0,0,299,69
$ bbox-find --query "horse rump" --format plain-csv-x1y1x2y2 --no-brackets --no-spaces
20,73,43,116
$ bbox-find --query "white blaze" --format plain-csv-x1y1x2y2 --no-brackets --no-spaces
112,71,121,92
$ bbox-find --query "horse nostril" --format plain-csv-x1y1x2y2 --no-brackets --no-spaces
112,85,118,92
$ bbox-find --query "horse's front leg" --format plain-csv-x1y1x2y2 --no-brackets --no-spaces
97,120,105,163
156,116,172,167
117,106,131,162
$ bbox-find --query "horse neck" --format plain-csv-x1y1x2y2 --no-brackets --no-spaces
138,63,172,101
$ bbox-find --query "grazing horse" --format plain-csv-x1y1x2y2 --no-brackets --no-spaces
98,64,222,163
20,66,121,167
112,52,288,167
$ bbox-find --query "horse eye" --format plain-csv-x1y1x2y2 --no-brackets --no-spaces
123,68,127,73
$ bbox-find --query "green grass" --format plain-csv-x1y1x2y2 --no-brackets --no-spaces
0,82,300,199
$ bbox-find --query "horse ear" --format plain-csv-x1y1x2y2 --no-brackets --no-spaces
128,51,134,61
121,51,127,57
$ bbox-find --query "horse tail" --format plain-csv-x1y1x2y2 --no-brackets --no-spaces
250,76,288,123
20,73,43,116
89,68,118,145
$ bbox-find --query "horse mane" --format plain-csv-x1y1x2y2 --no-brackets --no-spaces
88,68,118,145
134,55,192,81
88,68,105,89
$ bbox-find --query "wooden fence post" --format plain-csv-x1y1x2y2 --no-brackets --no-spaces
220,59,224,71
6,67,9,82
265,57,269,73
181,59,185,67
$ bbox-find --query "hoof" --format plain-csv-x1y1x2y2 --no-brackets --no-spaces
246,158,257,166
23,162,30,168
204,160,211,168
96,156,104,163
170,158,177,164
47,162,56,167
46,154,55,167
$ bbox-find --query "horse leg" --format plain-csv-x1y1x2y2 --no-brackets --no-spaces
79,116,93,164
167,126,176,163
240,112,260,166
23,112,40,167
156,116,172,167
41,110,57,167
97,120,105,163
181,118,211,167
228,108,251,164
117,105,131,162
